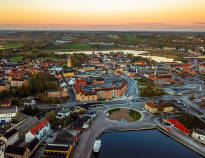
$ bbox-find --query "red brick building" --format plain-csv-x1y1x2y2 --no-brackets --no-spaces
94,80,128,99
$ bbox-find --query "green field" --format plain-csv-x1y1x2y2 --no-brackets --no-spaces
9,56,23,62
126,35,150,42
0,42,22,49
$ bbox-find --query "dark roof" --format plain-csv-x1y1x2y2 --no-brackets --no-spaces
27,138,39,151
45,144,69,151
4,129,18,139
54,132,74,145
5,145,26,155
70,116,90,129
176,114,205,130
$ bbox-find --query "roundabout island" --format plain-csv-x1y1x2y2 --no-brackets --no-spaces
106,108,142,123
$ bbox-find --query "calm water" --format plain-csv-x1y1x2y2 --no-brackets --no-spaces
91,130,202,158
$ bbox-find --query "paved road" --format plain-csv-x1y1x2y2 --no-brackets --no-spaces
168,126,205,156
72,74,205,158
61,72,75,103
73,106,155,158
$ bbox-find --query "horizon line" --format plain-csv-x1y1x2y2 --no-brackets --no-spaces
1,29,205,33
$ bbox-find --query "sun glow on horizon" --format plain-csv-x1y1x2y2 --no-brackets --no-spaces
0,0,205,30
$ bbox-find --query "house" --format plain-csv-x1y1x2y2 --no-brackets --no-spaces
199,64,205,75
5,138,39,158
0,129,19,147
0,83,9,92
23,98,36,106
145,101,173,114
49,66,62,75
10,78,28,87
0,99,11,107
0,107,18,123
92,78,104,85
54,73,62,80
62,71,75,78
56,108,70,119
192,129,205,144
69,115,92,130
47,90,68,98
82,66,96,72
90,58,100,65
28,68,36,75
25,119,51,142
135,60,147,66
75,78,87,86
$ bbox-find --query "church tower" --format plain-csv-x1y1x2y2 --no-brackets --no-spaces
67,56,72,67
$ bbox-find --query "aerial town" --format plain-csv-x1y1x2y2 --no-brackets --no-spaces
0,31,205,158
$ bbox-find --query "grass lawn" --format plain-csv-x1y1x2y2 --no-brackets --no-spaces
107,108,120,115
0,42,22,49
128,109,141,121
126,35,150,42
9,56,23,62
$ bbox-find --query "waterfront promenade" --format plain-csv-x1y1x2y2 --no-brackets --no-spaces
73,106,205,158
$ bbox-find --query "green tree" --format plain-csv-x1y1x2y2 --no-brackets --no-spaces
46,111,56,122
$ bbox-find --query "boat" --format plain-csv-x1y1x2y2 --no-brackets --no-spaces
93,139,101,153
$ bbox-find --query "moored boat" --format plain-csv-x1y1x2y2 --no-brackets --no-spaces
93,139,101,153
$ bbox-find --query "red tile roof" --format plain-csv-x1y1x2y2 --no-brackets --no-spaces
73,82,82,94
145,101,155,108
30,119,49,135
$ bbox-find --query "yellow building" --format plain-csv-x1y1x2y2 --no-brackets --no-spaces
116,68,124,73
145,101,173,114
63,72,75,77
8,76,12,83
67,56,72,67
44,144,73,158
82,66,96,72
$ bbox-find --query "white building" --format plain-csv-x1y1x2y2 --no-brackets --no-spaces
49,66,63,75
56,108,70,119
0,107,18,123
25,119,51,142
23,98,36,106
192,129,205,144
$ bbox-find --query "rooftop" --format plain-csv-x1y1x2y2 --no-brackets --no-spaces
30,119,49,135
4,129,18,139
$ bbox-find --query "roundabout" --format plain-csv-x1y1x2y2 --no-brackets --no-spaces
106,108,142,123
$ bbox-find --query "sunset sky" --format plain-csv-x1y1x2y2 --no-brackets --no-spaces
0,0,205,31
